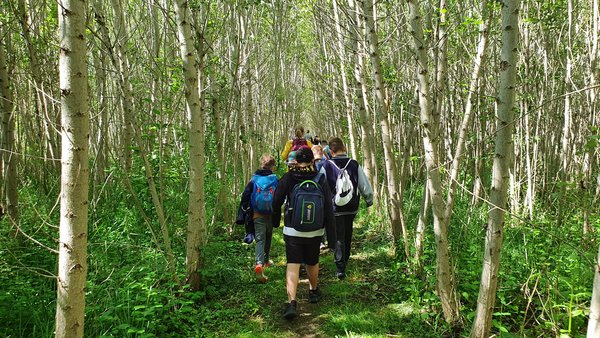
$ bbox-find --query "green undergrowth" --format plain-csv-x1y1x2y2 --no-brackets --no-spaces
1,181,597,337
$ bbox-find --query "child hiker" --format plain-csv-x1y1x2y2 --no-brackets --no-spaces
271,147,336,319
321,137,373,279
239,154,278,283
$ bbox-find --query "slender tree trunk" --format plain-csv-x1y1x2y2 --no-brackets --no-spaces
173,0,207,291
589,245,600,337
444,0,491,226
17,0,58,167
470,0,519,336
133,124,179,283
333,0,357,158
110,0,134,173
414,176,430,275
0,25,18,223
408,0,461,326
362,0,409,259
55,0,89,336
349,0,377,189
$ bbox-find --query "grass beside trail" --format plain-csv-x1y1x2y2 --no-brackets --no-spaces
199,215,446,337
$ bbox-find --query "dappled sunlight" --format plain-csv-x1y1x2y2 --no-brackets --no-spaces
323,302,430,337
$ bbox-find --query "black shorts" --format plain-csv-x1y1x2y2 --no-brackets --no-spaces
284,235,321,265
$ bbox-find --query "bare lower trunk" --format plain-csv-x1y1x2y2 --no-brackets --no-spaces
133,124,179,284
173,0,207,291
414,177,430,275
408,0,461,326
0,27,18,223
55,0,89,336
588,245,600,337
470,0,519,336
362,0,408,258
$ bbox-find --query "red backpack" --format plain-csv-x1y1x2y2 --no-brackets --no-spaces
291,138,308,151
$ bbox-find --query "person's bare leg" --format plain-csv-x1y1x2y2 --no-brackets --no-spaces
306,263,319,290
286,263,301,302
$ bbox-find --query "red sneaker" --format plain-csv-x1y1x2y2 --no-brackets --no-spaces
255,264,267,283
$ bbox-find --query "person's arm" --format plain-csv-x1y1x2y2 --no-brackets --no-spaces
271,174,289,228
240,180,254,210
280,140,292,162
357,165,374,207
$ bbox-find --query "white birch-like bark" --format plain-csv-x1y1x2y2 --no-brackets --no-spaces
17,0,59,165
55,0,89,336
444,0,490,226
588,245,600,337
333,0,358,158
414,177,430,273
407,0,460,326
0,25,18,223
173,0,207,291
110,0,134,173
348,0,377,189
362,0,409,258
470,0,519,336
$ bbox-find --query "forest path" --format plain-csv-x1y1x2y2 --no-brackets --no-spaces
205,215,440,337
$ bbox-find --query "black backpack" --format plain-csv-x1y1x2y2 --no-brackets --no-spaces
285,172,325,232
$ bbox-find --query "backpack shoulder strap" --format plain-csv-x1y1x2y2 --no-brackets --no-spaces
313,171,326,188
329,159,341,170
340,159,351,170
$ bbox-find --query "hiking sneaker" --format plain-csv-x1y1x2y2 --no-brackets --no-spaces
283,300,298,320
308,288,322,303
255,264,267,284
264,260,274,268
336,271,346,280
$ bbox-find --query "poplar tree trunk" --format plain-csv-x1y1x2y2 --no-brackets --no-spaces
333,0,358,158
110,0,134,173
90,0,110,203
444,0,490,227
17,0,58,167
362,0,409,258
349,0,377,189
588,244,600,337
55,0,89,336
414,177,430,274
470,0,519,336
0,26,18,223
173,0,207,291
407,0,461,327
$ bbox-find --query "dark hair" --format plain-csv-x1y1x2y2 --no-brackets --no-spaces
295,147,314,164
328,137,346,154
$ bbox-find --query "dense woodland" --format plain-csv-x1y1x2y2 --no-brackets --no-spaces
0,0,599,337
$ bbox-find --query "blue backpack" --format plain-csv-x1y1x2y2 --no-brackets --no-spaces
286,173,325,232
251,174,278,214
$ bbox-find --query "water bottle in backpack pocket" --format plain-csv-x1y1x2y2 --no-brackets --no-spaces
251,174,278,214
285,173,325,232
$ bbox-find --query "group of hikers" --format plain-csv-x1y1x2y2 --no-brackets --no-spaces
237,126,373,320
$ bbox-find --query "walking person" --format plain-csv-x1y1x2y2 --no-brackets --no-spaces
239,155,278,283
271,147,335,319
281,126,313,163
321,137,373,279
